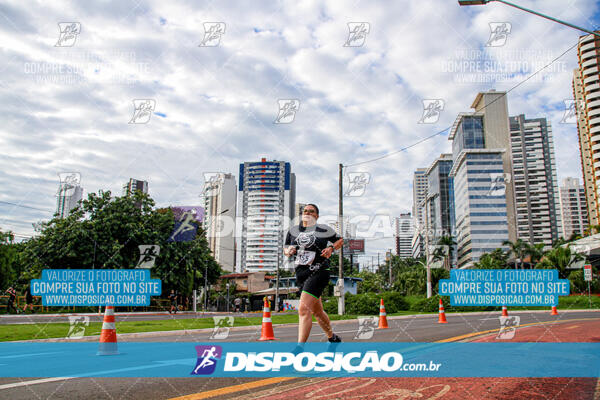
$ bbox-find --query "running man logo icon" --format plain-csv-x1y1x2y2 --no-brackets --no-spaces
129,99,156,124
136,245,160,268
486,22,511,47
418,99,444,124
274,99,300,124
191,345,222,375
209,316,234,339
67,316,90,339
345,172,371,197
199,22,226,47
354,316,378,340
497,316,520,340
344,22,370,47
168,211,198,242
203,172,222,197
55,22,81,47
560,99,584,124
486,173,511,197
58,172,81,196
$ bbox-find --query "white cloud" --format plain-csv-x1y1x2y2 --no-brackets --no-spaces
0,0,597,267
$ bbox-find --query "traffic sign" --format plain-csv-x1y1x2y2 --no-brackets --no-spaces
584,264,592,282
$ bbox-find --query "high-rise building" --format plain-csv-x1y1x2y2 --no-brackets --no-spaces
573,31,600,226
203,173,237,272
412,168,428,227
295,203,307,221
328,216,357,239
236,158,296,272
424,154,454,240
509,115,562,247
411,232,424,259
449,91,513,268
395,213,414,258
411,168,428,258
559,177,589,239
56,185,83,218
124,178,148,195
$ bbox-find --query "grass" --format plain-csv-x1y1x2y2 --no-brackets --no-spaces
0,313,360,342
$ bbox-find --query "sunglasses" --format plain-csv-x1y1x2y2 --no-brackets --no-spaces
303,208,317,214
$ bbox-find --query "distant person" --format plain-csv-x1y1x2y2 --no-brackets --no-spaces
22,286,34,313
168,290,178,314
244,297,250,312
5,287,18,314
234,297,241,312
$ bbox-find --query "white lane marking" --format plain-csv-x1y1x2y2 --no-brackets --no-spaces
0,377,73,390
0,352,61,359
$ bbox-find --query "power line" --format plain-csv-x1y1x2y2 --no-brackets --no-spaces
0,200,52,213
344,41,579,168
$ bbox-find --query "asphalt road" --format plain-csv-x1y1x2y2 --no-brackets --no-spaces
1,310,599,400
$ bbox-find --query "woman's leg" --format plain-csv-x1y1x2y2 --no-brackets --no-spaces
311,298,333,339
298,291,317,342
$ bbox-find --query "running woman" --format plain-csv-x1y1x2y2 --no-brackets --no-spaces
284,204,344,343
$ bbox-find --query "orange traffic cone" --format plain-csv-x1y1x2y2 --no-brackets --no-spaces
97,305,119,355
377,299,389,329
550,305,558,315
438,298,447,324
501,305,508,317
258,298,276,341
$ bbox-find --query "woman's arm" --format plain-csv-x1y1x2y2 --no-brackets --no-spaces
321,237,344,258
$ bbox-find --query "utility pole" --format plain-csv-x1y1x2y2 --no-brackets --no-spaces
338,163,345,315
424,198,432,298
275,261,280,312
388,248,392,287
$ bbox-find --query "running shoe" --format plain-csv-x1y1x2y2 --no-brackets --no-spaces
328,333,342,343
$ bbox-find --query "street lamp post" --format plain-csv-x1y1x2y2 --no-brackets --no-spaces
226,283,230,313
458,0,600,38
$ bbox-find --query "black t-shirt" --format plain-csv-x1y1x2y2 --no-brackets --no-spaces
285,223,342,267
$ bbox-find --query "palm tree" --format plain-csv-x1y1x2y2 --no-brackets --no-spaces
436,236,457,271
502,239,528,269
537,246,583,279
474,248,509,269
525,242,545,267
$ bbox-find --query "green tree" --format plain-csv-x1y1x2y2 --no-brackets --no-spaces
474,248,508,269
537,245,583,279
525,242,546,267
355,271,385,294
502,239,528,269
329,254,353,276
0,230,25,290
19,190,221,297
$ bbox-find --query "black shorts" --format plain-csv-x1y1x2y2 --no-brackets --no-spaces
296,265,330,298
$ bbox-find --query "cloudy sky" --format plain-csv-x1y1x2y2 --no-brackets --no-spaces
1,0,599,268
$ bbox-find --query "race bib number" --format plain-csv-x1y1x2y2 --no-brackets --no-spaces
295,250,316,265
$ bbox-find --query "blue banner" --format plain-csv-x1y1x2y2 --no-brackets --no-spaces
30,269,161,306
438,269,569,306
0,342,598,378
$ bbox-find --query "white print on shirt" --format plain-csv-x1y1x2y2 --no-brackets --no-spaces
295,249,316,265
296,231,316,249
